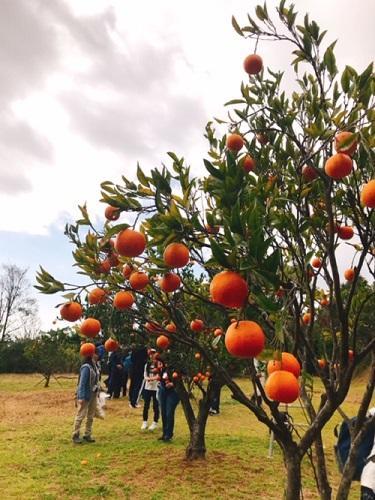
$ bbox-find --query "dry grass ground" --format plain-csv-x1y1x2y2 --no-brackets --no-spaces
0,373,370,499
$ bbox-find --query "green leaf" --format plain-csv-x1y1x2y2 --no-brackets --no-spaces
358,63,373,91
231,16,243,36
323,42,338,78
341,67,351,93
224,99,247,106
136,163,150,187
204,159,225,180
255,5,267,21
209,238,231,268
104,223,130,239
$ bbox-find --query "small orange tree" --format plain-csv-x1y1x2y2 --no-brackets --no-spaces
36,2,375,498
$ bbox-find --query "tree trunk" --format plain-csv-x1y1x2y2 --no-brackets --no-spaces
314,433,332,500
44,373,51,388
285,447,302,500
185,396,210,460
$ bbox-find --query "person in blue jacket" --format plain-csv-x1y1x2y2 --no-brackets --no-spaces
72,348,100,444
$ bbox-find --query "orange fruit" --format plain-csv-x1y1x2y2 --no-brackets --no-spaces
104,205,120,221
115,228,146,257
80,318,101,338
113,291,134,310
360,179,375,208
318,359,327,369
226,133,244,153
104,338,119,352
60,302,82,322
165,323,177,333
210,270,248,308
80,342,96,357
243,54,263,75
265,371,299,404
88,288,107,305
311,257,322,269
267,352,301,378
338,226,354,240
320,297,329,307
348,349,354,362
193,375,199,383
159,273,181,293
334,131,357,157
191,319,204,332
129,271,149,290
302,165,318,182
122,263,134,279
156,335,170,350
242,155,256,173
194,352,201,360
302,312,311,325
163,242,190,268
214,328,223,337
344,268,355,282
97,259,111,274
324,153,353,180
225,320,265,358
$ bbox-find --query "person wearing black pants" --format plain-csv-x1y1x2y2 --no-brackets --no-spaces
108,348,123,399
141,350,159,430
157,362,180,442
129,345,148,408
209,378,222,415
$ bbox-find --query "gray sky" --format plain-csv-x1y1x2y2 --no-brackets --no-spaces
0,0,374,328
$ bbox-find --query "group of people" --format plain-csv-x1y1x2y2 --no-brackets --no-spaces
72,343,182,444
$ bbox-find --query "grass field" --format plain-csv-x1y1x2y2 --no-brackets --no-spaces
0,373,370,499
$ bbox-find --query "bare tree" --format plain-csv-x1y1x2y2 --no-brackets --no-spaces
0,264,39,341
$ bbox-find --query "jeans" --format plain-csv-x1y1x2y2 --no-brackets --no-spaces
158,385,180,439
209,382,221,413
143,389,159,422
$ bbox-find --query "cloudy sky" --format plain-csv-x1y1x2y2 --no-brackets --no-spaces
0,0,374,330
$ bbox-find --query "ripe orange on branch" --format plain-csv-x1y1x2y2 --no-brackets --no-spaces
60,302,82,322
113,291,134,310
129,271,149,290
88,288,107,305
210,270,248,308
115,228,146,257
104,205,120,221
344,268,355,282
302,165,318,182
311,257,322,269
191,319,204,332
267,352,301,378
104,338,119,352
80,343,96,357
338,226,354,240
225,320,265,358
80,318,101,338
334,131,357,157
361,179,375,208
243,54,263,75
163,242,190,268
324,153,353,180
226,133,244,153
159,272,181,293
242,155,256,173
156,335,170,350
265,371,300,404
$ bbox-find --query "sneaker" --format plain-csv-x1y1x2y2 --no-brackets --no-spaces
72,434,82,444
141,421,148,430
83,435,96,443
209,409,219,416
148,421,158,431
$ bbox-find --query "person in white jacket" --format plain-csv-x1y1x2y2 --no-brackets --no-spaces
140,349,159,431
361,407,375,500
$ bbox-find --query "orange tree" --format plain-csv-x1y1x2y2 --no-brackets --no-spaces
35,2,375,498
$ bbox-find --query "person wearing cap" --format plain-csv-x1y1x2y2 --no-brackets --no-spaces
140,349,160,431
72,346,100,444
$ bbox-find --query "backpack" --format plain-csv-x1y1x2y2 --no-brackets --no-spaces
123,354,133,372
334,417,375,481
